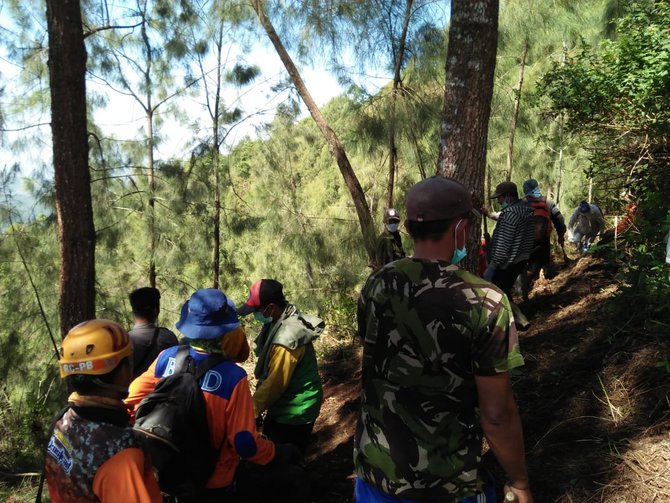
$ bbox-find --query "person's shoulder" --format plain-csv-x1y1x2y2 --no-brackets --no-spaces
157,327,178,345
450,268,509,306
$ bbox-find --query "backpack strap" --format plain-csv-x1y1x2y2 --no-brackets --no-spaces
173,345,195,374
194,353,226,381
35,405,72,503
134,327,161,375
172,345,225,379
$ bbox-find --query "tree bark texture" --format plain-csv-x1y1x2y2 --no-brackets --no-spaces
46,0,96,337
437,0,499,273
251,0,376,260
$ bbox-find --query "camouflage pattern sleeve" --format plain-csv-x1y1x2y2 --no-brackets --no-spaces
470,286,525,376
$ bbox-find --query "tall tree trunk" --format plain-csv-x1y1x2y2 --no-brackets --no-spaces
506,41,527,182
437,0,499,273
251,0,376,260
46,0,96,337
147,109,156,288
141,17,157,288
212,23,224,289
556,41,568,206
386,0,414,210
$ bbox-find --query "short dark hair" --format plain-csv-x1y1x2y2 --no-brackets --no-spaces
406,218,454,242
129,287,160,321
67,358,129,396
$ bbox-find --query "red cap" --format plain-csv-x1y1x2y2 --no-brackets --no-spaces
236,279,285,315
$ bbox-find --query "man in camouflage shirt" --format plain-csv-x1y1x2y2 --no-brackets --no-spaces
355,176,533,503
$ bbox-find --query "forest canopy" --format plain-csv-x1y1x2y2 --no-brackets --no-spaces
0,0,668,484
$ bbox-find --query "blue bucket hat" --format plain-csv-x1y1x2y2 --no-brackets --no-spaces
176,289,240,340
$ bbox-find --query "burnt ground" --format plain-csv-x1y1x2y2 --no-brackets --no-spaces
305,255,670,503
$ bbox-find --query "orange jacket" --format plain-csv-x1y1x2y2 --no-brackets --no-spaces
126,345,275,489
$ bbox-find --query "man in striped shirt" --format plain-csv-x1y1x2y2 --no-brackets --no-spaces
484,181,535,297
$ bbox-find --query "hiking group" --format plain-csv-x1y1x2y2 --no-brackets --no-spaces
44,176,605,503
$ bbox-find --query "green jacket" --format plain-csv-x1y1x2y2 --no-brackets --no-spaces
254,304,324,424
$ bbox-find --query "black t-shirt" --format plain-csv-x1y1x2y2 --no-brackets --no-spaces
129,323,178,378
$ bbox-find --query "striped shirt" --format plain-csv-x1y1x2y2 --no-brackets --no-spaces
490,201,535,268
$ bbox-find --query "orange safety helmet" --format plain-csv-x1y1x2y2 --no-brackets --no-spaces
59,320,133,378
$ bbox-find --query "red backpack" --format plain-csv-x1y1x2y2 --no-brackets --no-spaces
527,198,553,243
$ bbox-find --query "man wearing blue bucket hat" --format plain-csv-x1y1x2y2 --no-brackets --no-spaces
127,288,309,503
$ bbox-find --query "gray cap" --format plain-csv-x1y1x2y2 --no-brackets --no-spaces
406,176,472,222
523,178,539,195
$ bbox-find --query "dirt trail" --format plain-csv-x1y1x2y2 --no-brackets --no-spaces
306,256,670,503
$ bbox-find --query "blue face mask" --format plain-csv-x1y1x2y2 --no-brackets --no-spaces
451,219,468,265
386,223,399,233
528,187,542,199
501,201,511,209
253,310,273,324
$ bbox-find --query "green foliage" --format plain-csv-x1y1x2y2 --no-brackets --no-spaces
539,0,670,318
0,0,649,480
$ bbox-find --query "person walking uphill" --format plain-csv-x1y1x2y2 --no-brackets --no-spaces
126,288,309,503
373,207,406,269
355,176,533,503
484,181,535,297
237,279,323,455
568,200,606,253
44,320,162,503
128,287,178,378
521,179,568,296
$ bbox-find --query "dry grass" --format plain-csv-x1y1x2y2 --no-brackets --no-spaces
592,435,670,502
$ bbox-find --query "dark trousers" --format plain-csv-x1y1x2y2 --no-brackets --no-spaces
198,460,310,503
492,260,527,297
262,417,315,456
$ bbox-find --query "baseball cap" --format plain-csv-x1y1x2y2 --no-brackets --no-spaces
237,279,286,316
490,181,519,199
384,208,401,222
406,176,473,222
175,289,240,340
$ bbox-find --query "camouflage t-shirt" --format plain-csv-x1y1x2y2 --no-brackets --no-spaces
354,258,524,502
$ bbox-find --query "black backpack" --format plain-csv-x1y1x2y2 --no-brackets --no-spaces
134,345,224,498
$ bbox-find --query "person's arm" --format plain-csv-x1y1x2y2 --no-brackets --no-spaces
253,344,303,417
568,209,578,231
224,375,275,464
93,447,162,503
125,360,161,422
476,373,533,503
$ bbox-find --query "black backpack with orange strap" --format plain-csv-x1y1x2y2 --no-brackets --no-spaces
134,345,224,499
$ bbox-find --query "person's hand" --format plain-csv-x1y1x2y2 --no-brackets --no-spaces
273,443,302,466
504,483,533,503
483,264,495,281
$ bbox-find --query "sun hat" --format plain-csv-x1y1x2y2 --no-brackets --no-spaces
176,289,240,340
